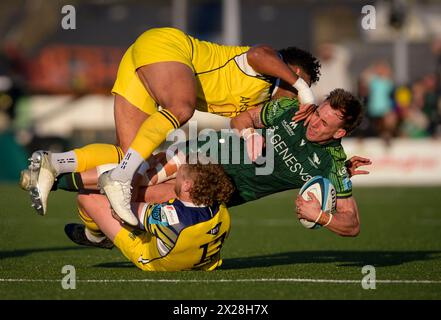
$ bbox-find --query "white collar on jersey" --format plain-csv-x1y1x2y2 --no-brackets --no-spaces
179,200,206,208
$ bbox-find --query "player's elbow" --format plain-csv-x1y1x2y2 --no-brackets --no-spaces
342,221,360,237
247,45,276,66
333,216,360,237
346,225,360,237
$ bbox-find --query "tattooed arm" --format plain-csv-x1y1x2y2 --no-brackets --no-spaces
230,106,265,132
230,107,266,162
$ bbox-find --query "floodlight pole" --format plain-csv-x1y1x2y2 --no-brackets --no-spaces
390,0,408,86
172,0,188,32
222,0,241,45
394,29,409,86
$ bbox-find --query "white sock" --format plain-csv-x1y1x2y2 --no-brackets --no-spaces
50,151,77,174
85,228,105,243
110,148,144,182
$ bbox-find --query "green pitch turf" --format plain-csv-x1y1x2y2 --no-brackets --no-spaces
0,183,440,300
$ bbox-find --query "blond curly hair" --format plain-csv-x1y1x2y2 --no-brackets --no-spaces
182,163,235,207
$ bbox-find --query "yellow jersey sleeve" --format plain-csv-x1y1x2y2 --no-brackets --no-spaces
190,36,275,117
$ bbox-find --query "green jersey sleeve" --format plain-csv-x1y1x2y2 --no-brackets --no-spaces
325,145,353,198
260,97,299,127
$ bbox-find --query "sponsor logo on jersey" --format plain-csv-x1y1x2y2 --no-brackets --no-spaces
307,153,321,169
330,188,337,209
270,133,312,182
162,205,180,225
207,222,222,236
338,166,348,176
160,211,168,223
150,204,169,226
281,120,295,136
343,176,352,191
300,139,306,147
313,153,321,165
267,101,282,121
289,121,298,130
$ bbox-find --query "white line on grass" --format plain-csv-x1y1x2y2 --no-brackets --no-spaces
1,278,441,284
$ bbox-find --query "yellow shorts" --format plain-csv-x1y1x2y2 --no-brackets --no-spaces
113,224,224,272
111,27,194,115
113,226,160,271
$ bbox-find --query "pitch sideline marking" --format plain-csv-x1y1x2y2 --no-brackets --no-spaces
1,278,441,284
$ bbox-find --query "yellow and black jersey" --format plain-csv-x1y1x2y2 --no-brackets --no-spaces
113,199,231,271
112,27,276,117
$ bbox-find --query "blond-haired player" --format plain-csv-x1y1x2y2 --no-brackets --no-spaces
65,162,234,271
101,27,320,225
22,27,321,220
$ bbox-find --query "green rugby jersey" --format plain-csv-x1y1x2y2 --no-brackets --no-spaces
193,97,352,206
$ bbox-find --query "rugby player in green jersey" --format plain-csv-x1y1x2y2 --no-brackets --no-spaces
228,88,364,236
155,88,363,236
22,89,368,244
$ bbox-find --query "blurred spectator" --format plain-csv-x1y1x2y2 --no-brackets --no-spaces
351,76,373,138
430,39,441,138
420,74,441,138
394,84,412,119
362,61,398,146
0,45,29,181
313,43,352,103
432,38,441,85
399,79,429,138
0,45,27,133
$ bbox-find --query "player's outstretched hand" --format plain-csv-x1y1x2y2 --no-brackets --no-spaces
292,104,317,126
345,156,372,177
295,192,321,222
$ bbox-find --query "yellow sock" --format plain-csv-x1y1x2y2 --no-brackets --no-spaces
130,110,180,159
74,144,124,172
77,207,104,238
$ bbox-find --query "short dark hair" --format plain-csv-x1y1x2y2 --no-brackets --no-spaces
325,88,364,135
278,47,321,84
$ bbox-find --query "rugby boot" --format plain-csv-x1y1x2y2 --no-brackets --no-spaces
26,150,58,215
64,223,114,250
98,171,138,226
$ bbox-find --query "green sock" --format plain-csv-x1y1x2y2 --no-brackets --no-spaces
55,173,84,192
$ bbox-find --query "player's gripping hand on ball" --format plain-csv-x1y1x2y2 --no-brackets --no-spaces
295,191,334,227
295,191,322,223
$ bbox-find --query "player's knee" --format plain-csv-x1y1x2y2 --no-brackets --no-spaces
76,194,88,211
76,193,97,212
167,103,195,125
118,139,130,154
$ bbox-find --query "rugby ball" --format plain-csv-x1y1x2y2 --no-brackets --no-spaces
298,176,336,229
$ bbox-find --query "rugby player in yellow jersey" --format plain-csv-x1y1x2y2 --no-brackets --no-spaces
97,27,320,226
35,92,371,239
22,27,321,218
65,162,234,271
120,90,369,237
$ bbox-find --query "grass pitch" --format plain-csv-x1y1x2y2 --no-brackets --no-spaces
0,183,440,300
